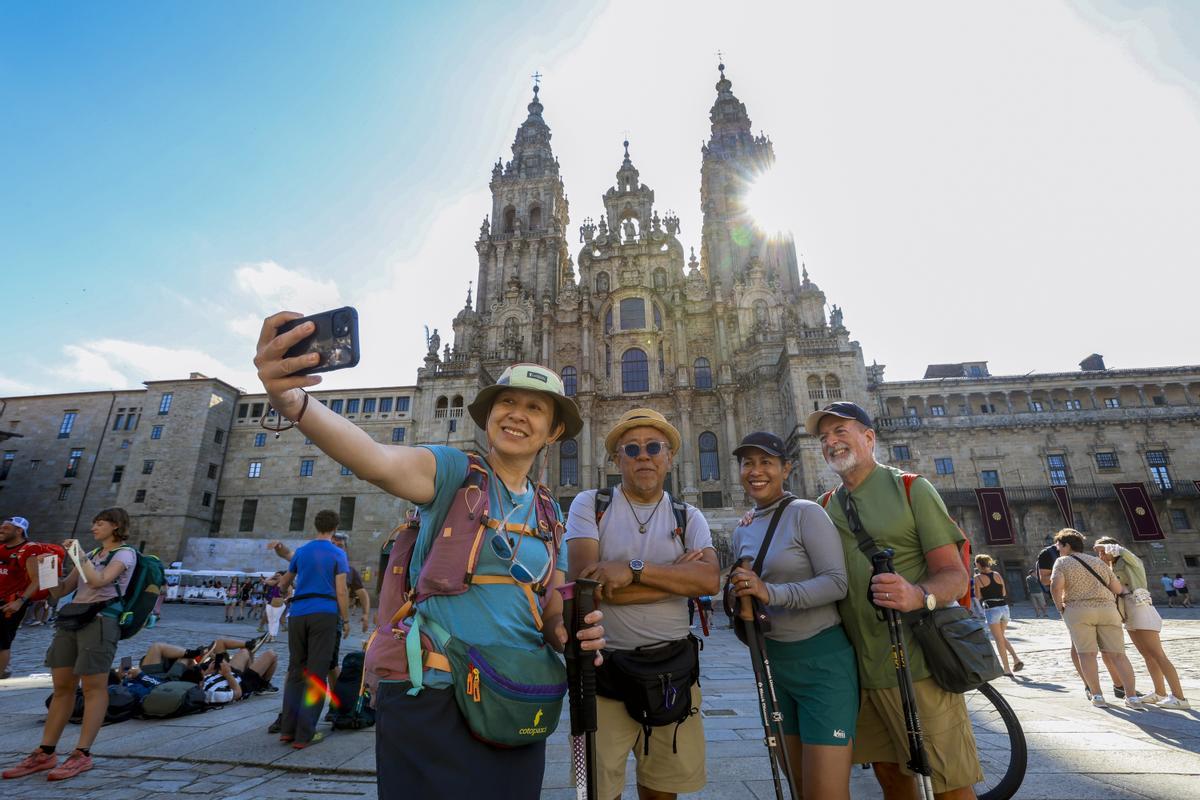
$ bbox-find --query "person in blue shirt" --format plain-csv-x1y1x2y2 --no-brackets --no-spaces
253,312,605,800
274,508,349,747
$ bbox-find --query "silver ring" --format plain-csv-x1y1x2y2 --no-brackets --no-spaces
885,592,891,600
744,581,750,588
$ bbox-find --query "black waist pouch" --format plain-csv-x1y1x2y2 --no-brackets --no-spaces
596,636,701,753
55,601,110,631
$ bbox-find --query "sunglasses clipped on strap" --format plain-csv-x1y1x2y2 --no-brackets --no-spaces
487,505,553,586
620,440,670,458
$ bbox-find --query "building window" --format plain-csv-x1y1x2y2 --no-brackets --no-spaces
560,440,578,486
379,397,393,413
981,470,1000,488
125,413,138,431
111,465,124,484
979,403,996,414
254,432,266,447
694,357,713,389
134,489,146,503
892,445,912,462
1169,509,1191,531
214,429,225,444
392,427,406,443
935,458,954,475
249,402,263,418
65,448,84,478
619,298,646,330
906,407,918,417
1073,512,1088,532
1064,399,1082,410
29,460,39,471
363,398,376,414
930,405,946,416
562,366,577,397
0,452,13,481
248,461,262,478
239,499,258,532
396,397,410,413
346,399,360,415
201,491,212,507
158,393,173,415
621,348,649,393
1047,454,1069,486
207,463,218,479
699,432,720,481
653,303,662,330
58,412,77,438
330,399,344,414
120,439,131,449
210,499,224,533
340,464,352,476
112,414,125,430
1029,401,1044,412
238,403,249,418
290,498,308,532
299,459,314,477
604,308,613,335
339,497,356,530
1095,452,1119,470
1104,397,1121,408
701,491,724,509
151,425,163,439
1152,395,1167,406
142,460,155,475
1146,450,1172,490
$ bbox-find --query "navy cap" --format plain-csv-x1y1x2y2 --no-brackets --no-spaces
733,431,787,460
804,402,874,436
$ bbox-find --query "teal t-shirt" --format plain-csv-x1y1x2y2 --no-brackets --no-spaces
412,447,567,686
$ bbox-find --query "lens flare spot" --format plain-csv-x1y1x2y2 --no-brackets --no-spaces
303,670,339,709
744,170,794,237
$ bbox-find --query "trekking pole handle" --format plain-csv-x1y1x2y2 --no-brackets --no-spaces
575,578,600,733
869,549,896,611
736,557,756,622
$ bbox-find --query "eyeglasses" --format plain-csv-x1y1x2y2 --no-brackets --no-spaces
488,506,550,585
844,494,864,534
620,441,669,458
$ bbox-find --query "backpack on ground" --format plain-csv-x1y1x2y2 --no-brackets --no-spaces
331,651,375,730
44,688,85,724
140,680,207,719
90,545,167,639
104,684,140,724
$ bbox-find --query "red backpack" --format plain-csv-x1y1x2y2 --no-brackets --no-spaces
819,473,972,609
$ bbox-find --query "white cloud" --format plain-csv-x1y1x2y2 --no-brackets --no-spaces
51,340,259,393
0,375,41,396
226,261,345,337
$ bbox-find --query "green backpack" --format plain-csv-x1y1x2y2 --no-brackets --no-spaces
91,546,166,640
141,681,206,718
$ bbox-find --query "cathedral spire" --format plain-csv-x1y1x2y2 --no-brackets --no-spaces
708,61,753,146
506,82,558,179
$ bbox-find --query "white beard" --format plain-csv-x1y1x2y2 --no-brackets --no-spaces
826,450,860,476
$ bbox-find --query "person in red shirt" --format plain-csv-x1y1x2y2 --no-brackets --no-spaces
0,516,42,680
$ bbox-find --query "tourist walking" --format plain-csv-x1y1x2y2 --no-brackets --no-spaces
728,431,855,800
1025,569,1048,618
974,555,1023,677
1160,573,1178,607
1173,574,1191,607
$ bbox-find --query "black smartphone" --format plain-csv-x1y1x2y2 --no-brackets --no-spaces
277,306,360,375
120,656,132,671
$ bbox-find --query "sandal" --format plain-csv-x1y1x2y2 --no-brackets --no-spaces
1013,659,1024,672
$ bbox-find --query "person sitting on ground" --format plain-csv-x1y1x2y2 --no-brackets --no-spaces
180,645,278,705
974,554,1023,677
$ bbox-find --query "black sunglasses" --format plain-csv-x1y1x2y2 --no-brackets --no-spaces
620,441,669,458
844,494,864,534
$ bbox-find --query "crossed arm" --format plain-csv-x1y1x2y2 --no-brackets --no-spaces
566,538,720,604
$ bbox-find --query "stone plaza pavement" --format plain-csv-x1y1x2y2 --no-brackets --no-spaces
0,602,1197,799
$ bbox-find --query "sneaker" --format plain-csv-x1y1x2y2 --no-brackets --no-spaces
1124,696,1146,710
1158,696,1191,710
1138,692,1163,705
1091,694,1107,708
245,633,270,655
292,732,326,750
46,750,92,782
3,750,57,779
268,713,282,734
1113,684,1126,699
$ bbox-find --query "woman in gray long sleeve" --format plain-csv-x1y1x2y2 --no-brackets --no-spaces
729,431,857,800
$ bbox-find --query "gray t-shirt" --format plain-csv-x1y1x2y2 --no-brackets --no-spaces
731,494,847,643
566,487,714,651
73,546,136,604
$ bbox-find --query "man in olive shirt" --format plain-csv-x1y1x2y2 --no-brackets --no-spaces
809,402,982,800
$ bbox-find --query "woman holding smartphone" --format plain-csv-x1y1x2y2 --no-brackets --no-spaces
251,312,605,799
2,508,135,782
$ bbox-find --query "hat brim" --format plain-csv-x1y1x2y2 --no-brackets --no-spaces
468,385,584,442
804,409,864,436
732,444,785,459
604,418,682,457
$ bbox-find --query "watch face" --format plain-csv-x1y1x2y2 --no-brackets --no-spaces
630,559,644,571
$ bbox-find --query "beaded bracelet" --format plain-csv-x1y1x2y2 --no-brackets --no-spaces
260,391,310,438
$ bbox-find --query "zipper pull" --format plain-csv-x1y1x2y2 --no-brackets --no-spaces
467,666,482,702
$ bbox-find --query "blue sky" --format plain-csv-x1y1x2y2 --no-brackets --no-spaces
2,1,1199,396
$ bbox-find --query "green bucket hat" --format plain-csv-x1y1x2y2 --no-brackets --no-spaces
467,363,583,441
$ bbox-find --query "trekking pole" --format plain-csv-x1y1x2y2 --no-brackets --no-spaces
870,549,935,800
557,578,600,800
736,558,797,800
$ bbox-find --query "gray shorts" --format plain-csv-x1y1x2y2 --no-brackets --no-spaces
46,615,120,675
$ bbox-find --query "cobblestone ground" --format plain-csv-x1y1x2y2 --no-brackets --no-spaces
0,601,1197,798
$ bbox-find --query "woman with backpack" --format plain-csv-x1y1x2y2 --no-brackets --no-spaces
2,508,136,783
253,312,605,800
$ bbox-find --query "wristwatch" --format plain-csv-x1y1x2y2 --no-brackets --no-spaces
629,559,645,584
920,586,936,612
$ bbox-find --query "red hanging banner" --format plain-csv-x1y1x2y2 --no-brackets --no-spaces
1112,482,1165,541
1050,485,1073,528
974,488,1016,545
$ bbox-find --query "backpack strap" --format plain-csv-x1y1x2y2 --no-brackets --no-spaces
668,493,689,551
593,486,614,525
818,488,838,509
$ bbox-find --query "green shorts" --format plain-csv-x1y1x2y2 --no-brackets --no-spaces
45,615,120,676
763,624,859,746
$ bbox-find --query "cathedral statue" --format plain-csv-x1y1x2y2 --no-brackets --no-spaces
479,216,490,239
622,217,637,242
831,304,844,328
427,328,440,356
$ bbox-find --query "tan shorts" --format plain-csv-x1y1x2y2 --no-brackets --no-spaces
855,678,983,794
594,684,705,798
1063,604,1125,653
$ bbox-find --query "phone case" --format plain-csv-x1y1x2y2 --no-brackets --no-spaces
278,306,360,375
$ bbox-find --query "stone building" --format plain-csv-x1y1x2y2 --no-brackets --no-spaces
2,66,1197,592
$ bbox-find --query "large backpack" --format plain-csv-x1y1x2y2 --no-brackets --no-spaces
819,473,973,609
104,685,140,724
140,680,207,719
330,651,375,730
90,545,166,640
362,453,563,698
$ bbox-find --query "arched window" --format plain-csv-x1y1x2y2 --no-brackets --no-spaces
596,271,609,294
653,303,662,329
754,299,769,327
436,396,448,410
694,357,713,389
562,366,577,397
699,432,720,480
619,298,645,330
559,440,578,486
503,317,519,343
652,268,667,291
503,206,516,234
528,205,542,231
621,348,649,393
824,374,842,399
604,308,613,334
807,375,824,400
451,395,463,408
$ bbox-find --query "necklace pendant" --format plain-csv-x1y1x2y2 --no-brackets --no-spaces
638,525,646,534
